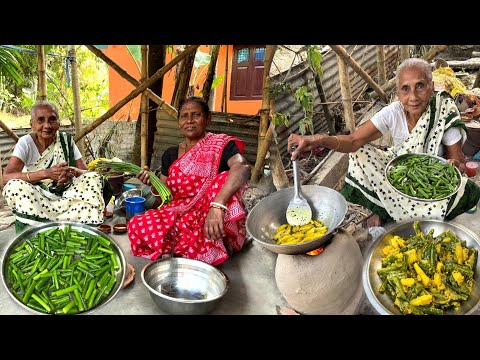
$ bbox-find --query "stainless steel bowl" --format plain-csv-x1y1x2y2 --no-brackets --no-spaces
115,188,142,211
141,257,229,315
385,153,462,202
363,220,480,315
1,221,126,315
246,185,348,255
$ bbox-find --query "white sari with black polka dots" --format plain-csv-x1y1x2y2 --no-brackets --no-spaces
343,91,468,223
3,132,105,232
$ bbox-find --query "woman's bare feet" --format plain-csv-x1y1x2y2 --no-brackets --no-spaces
366,213,384,228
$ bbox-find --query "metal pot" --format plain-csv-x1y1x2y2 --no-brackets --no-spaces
141,257,229,315
363,220,480,315
246,185,348,255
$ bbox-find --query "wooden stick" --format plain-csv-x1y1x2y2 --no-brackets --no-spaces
68,46,85,156
37,45,47,101
74,45,199,142
0,120,19,142
336,54,356,133
84,45,178,118
376,46,386,86
250,45,277,183
329,45,387,103
140,45,148,167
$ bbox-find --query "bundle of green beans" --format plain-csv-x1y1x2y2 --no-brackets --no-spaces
93,160,172,206
5,225,121,314
387,155,460,200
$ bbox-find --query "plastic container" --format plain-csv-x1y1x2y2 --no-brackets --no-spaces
125,196,146,221
466,162,479,177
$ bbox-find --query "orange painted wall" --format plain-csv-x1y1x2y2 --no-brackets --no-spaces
104,45,262,119
103,45,142,120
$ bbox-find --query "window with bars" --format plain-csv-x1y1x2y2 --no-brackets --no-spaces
230,45,266,101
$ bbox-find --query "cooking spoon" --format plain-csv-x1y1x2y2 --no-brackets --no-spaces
286,148,312,226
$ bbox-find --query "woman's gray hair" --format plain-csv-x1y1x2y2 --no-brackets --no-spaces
31,101,60,121
396,58,433,88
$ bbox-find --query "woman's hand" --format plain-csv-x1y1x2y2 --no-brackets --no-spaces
287,133,320,160
47,162,70,182
204,207,226,241
136,165,151,185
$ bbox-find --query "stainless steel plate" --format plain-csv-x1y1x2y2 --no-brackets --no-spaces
1,221,126,315
363,220,480,315
384,153,462,202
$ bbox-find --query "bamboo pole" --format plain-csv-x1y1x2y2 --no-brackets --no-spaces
268,99,289,190
67,46,85,156
370,45,449,99
0,120,19,142
250,45,277,183
336,54,356,133
140,45,148,167
313,72,335,135
37,45,47,101
171,48,197,109
202,45,220,106
221,46,229,113
85,45,178,118
376,45,386,86
399,45,410,62
329,45,387,103
74,45,199,142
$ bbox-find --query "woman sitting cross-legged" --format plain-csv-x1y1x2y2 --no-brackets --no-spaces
2,101,110,233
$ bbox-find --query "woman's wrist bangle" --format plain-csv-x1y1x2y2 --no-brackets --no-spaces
331,135,340,151
26,172,32,183
210,202,228,212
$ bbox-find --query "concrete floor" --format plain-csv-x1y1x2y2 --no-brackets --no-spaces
1,175,480,315
0,209,291,315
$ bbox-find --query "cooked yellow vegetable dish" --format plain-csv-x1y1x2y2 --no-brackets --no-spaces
378,221,477,315
273,220,327,246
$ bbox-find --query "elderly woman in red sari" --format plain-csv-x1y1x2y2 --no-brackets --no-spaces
128,96,251,266
2,101,107,233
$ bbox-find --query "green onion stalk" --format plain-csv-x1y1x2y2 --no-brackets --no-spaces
93,160,172,206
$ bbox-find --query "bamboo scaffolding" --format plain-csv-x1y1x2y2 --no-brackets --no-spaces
84,45,178,118
399,45,410,61
250,45,277,183
0,120,19,142
74,45,199,142
329,45,387,103
37,45,47,101
376,45,386,86
336,54,356,133
68,46,85,156
140,45,148,167
202,45,220,105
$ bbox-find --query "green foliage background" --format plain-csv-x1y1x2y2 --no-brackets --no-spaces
0,45,109,126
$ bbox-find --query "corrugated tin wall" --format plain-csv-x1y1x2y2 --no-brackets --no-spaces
151,45,399,169
151,109,259,171
0,127,75,169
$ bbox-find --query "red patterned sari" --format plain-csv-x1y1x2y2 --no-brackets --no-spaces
127,133,247,266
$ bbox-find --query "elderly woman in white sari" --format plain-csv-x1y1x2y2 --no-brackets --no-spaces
288,58,480,227
2,101,109,233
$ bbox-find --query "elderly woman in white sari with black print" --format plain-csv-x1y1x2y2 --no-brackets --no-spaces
2,101,110,233
288,58,480,227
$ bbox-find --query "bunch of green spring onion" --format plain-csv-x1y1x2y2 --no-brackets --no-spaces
93,160,172,206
